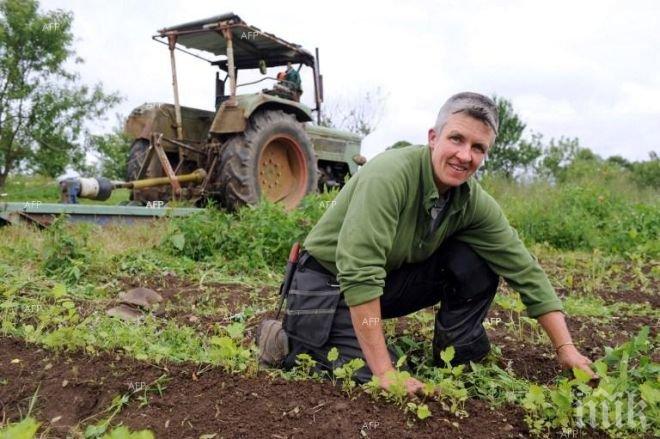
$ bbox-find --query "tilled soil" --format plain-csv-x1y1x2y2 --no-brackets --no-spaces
0,338,529,438
486,307,658,384
2,277,655,438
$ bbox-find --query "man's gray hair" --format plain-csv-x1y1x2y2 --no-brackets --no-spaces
434,92,499,138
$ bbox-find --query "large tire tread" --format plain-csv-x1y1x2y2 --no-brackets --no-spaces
217,110,317,210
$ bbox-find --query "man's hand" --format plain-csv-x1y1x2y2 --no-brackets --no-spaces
537,311,598,379
557,344,598,379
349,298,427,396
376,371,425,396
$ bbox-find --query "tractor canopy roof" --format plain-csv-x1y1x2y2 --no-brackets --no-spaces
156,13,315,71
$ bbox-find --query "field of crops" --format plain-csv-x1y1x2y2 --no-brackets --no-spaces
0,177,658,438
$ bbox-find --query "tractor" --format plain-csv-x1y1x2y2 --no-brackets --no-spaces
124,12,365,210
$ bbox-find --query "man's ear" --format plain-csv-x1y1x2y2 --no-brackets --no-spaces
428,128,437,148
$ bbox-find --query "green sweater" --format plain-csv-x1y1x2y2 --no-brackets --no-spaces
303,145,563,318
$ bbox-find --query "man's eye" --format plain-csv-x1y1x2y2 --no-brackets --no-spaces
472,145,485,153
450,136,460,143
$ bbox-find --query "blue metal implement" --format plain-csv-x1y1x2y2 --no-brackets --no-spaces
0,202,201,227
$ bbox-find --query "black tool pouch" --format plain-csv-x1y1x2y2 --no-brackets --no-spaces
283,253,341,348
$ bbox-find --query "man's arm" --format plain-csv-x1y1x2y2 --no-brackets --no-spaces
349,298,425,394
456,183,595,375
537,311,598,378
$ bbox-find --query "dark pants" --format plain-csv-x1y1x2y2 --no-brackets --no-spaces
281,239,499,383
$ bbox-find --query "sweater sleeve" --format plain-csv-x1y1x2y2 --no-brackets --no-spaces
336,171,404,307
455,185,563,318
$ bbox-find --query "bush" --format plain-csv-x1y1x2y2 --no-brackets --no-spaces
162,192,338,272
41,216,93,283
482,175,659,257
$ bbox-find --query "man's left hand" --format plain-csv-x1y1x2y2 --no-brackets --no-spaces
556,345,598,380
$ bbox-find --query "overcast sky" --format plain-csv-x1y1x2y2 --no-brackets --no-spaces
42,0,660,161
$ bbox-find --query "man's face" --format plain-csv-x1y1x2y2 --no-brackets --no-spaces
428,112,495,193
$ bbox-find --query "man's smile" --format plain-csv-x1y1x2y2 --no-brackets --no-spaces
448,162,469,173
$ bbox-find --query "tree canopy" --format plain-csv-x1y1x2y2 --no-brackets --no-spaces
480,96,542,178
0,0,120,186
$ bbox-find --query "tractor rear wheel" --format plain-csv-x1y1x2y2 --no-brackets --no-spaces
217,110,317,210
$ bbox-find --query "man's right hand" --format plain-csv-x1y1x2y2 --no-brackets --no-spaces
348,298,428,397
376,370,426,396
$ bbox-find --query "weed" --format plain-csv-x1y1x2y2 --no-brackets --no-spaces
0,416,41,439
522,327,659,437
100,426,154,439
41,216,93,283
332,356,365,397
290,353,322,380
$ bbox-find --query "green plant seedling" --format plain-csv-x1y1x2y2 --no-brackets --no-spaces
333,357,365,397
0,416,41,439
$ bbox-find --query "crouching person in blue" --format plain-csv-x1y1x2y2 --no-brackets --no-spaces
257,92,597,395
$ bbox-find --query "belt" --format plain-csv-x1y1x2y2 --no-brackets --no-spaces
299,251,334,276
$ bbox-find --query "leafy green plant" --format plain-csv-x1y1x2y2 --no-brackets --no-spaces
209,323,253,373
135,374,170,408
406,401,432,420
0,417,41,439
162,193,336,272
521,327,659,437
41,216,93,283
100,426,154,439
83,394,130,438
332,356,365,397
288,353,321,380
422,346,468,413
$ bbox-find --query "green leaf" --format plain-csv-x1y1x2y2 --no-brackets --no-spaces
572,367,592,384
0,416,41,439
84,421,108,438
101,425,155,439
350,358,365,370
225,322,244,340
440,346,455,365
327,347,339,362
416,403,432,420
639,382,659,405
593,360,607,377
52,283,67,298
170,233,185,251
395,354,407,369
523,384,546,411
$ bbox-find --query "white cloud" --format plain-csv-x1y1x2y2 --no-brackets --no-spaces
41,0,660,161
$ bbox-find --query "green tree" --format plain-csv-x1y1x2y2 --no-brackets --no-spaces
91,116,131,180
630,151,660,189
482,96,541,178
0,0,120,187
534,136,580,181
606,155,632,171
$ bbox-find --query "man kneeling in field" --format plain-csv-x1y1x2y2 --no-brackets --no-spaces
257,92,597,394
